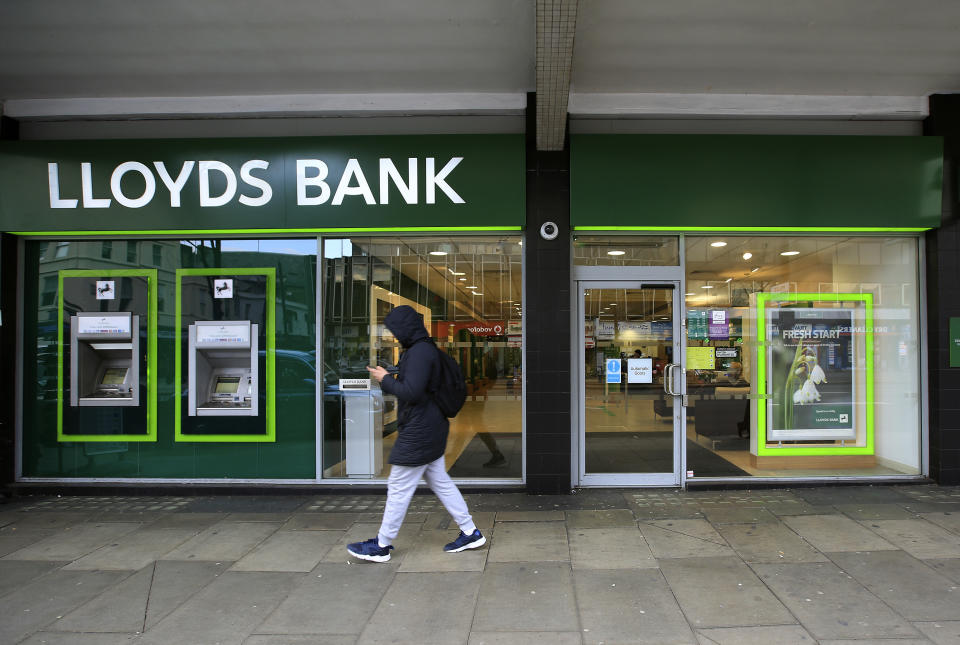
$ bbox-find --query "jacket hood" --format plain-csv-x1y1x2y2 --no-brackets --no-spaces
384,305,430,348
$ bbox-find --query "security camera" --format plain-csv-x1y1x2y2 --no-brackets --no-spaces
539,221,559,241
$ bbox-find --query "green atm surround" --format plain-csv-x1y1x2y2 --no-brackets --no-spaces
174,267,276,443
56,268,158,442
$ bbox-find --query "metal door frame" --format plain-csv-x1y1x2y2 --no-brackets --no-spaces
572,268,686,487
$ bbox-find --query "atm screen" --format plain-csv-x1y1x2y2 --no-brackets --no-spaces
215,376,241,394
100,367,128,386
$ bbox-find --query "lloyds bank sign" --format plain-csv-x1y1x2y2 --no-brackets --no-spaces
0,135,525,233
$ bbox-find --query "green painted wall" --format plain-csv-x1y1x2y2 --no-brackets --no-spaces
571,134,943,229
0,135,525,233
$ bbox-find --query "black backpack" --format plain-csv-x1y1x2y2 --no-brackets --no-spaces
426,339,467,417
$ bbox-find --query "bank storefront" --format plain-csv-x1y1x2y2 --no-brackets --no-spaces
567,134,941,486
0,131,944,489
2,135,526,484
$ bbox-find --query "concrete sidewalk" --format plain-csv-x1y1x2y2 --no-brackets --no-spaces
0,485,959,644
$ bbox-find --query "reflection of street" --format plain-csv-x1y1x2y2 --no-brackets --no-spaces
584,382,666,434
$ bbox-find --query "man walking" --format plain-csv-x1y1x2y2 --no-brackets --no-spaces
346,305,485,562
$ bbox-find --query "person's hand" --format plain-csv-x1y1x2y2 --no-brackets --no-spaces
366,365,388,383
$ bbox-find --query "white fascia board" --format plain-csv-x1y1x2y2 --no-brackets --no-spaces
568,93,928,120
3,93,528,120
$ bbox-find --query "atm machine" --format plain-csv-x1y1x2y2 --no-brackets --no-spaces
70,311,139,407
341,379,384,477
188,320,258,416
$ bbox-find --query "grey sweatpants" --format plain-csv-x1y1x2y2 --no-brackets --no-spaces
377,455,477,546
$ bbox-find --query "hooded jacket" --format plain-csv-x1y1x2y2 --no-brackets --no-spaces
379,305,448,466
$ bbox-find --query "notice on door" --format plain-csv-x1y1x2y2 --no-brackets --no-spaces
686,346,715,370
627,358,653,383
606,358,622,383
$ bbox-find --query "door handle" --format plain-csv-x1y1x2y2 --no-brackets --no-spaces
663,362,683,396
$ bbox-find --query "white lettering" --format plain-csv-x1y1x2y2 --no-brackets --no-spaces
332,158,376,206
296,159,330,205
198,160,237,207
153,161,195,207
48,163,78,209
238,160,272,207
82,162,112,208
379,158,417,204
425,157,464,204
110,162,155,208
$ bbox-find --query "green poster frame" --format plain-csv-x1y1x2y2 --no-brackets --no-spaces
755,292,874,456
57,269,158,442
174,268,276,443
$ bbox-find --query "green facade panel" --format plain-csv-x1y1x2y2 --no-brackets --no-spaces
571,134,943,230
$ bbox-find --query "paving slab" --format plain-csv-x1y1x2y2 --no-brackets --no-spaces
817,641,934,645
52,564,154,632
762,501,839,516
468,510,497,529
487,521,570,562
257,562,399,635
781,514,898,552
146,512,228,530
716,523,827,563
915,621,960,644
321,522,418,564
659,555,793,628
183,495,312,514
244,636,357,645
231,529,341,572
0,528,58,557
3,511,93,530
226,512,299,522
574,568,696,644
794,486,914,506
357,571,481,645
863,519,960,559
568,527,657,569
639,519,734,559
694,625,817,644
161,521,283,561
495,510,565,521
834,503,918,520
2,521,142,561
137,571,303,645
91,511,167,523
283,512,363,530
0,560,68,599
145,560,233,629
920,512,960,535
64,527,199,570
752,561,921,640
701,506,780,524
397,529,488,572
925,558,960,583
565,508,637,528
18,634,139,645
468,633,581,645
903,502,960,514
828,551,960,621
0,569,130,645
473,561,578,632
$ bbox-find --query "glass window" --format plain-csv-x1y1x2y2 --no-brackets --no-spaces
152,244,163,266
574,235,679,266
684,236,922,479
322,236,523,480
126,241,137,263
100,241,113,259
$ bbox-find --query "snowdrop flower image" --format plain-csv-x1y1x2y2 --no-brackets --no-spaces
793,377,821,404
782,343,826,429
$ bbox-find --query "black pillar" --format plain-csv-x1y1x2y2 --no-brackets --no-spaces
524,93,572,494
0,116,18,490
924,94,960,485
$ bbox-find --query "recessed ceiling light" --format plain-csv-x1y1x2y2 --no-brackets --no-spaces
685,292,695,296
742,252,753,260
466,285,478,289
780,251,800,256
710,241,727,247
725,278,733,283
702,285,714,289
458,277,467,281
448,269,465,276
607,250,626,256
429,251,447,256
750,267,760,273
609,303,617,306
472,292,483,296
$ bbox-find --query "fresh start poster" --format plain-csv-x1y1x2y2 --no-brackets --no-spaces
767,307,856,441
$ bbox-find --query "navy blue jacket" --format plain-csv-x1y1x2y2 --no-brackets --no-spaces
379,305,448,466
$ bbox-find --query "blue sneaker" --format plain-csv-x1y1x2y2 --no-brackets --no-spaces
444,529,486,553
346,537,394,562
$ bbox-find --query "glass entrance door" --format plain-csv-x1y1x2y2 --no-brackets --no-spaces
578,281,683,486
